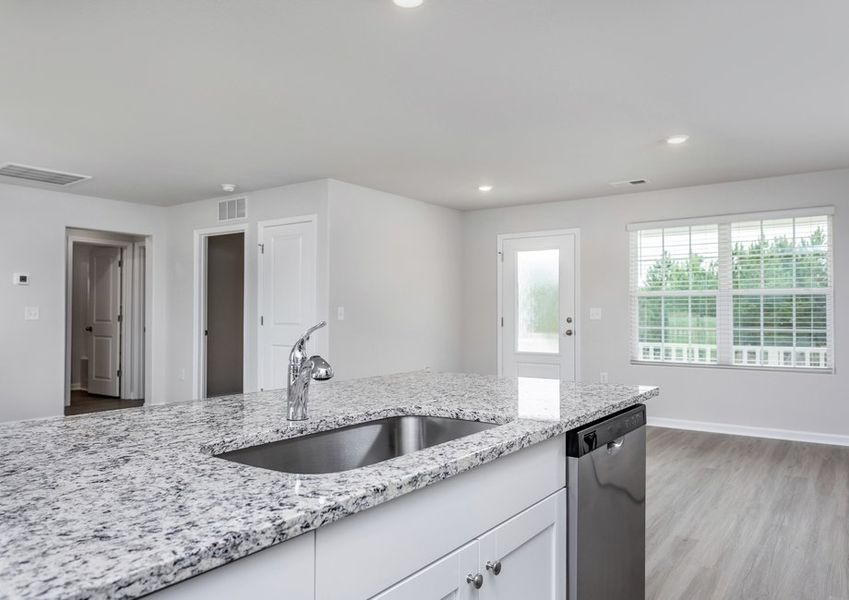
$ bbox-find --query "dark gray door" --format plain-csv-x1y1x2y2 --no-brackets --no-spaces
206,233,244,397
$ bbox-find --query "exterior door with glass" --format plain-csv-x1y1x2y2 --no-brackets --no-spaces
500,232,577,380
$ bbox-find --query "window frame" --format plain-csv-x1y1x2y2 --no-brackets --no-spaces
628,207,835,373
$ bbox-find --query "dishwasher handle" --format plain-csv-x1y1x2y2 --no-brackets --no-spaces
607,437,625,455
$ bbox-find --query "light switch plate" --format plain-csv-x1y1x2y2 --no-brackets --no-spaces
24,306,39,320
589,307,602,320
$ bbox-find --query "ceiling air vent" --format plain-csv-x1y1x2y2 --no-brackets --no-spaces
609,178,650,188
0,163,91,186
218,196,247,222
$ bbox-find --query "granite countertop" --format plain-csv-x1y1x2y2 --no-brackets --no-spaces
0,371,658,599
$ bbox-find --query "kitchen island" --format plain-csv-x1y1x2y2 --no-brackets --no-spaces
0,371,657,599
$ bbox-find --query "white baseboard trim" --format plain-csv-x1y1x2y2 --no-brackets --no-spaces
70,383,87,392
647,417,849,447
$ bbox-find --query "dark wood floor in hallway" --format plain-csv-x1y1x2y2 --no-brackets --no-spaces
65,390,144,416
646,426,849,600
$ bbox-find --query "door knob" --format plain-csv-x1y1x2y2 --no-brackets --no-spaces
466,573,484,589
564,329,573,336
486,560,502,575
85,326,93,332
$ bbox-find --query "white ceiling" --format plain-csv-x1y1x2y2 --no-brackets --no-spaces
1,0,848,210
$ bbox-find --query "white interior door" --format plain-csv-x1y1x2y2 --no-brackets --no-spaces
258,219,317,391
88,246,122,397
500,232,577,380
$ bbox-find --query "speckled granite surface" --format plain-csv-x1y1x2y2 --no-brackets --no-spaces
0,371,657,599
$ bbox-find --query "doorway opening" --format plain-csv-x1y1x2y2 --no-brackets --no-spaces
65,229,148,415
205,232,245,397
497,229,581,380
194,225,247,399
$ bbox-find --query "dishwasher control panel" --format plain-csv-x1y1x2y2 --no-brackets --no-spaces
567,404,646,457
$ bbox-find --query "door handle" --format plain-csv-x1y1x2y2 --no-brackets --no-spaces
85,326,93,332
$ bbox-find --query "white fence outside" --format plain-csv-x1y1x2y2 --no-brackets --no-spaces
637,342,828,368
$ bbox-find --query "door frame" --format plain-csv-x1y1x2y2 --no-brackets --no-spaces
256,214,319,391
64,232,150,408
192,224,249,400
496,228,582,379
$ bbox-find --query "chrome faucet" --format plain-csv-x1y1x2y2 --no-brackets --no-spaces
287,321,334,421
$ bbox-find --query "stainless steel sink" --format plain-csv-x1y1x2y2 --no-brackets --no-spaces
216,415,498,474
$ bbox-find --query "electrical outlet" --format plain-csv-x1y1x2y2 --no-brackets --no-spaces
589,307,602,320
599,372,609,384
337,306,345,321
179,368,186,381
24,306,39,320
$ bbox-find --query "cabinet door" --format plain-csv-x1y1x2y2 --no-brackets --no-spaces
371,542,479,600
477,489,566,600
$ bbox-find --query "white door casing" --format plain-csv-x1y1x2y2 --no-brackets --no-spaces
499,230,579,380
258,217,318,391
88,246,122,397
192,223,249,400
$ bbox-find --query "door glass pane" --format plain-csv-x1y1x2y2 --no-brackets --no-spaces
517,249,559,353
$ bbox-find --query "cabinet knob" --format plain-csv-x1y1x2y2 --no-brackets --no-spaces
466,573,484,589
486,560,502,575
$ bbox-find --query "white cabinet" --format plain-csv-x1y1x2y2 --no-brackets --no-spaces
371,542,479,600
316,435,565,600
477,490,566,600
369,490,566,600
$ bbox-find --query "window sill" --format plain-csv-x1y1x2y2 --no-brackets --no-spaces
629,360,834,375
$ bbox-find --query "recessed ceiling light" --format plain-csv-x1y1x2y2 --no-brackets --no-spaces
666,134,690,145
393,0,424,7
478,185,494,192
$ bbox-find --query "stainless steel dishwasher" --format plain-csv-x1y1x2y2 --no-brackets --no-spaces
566,404,646,600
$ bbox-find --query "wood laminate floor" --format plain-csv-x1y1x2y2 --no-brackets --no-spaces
646,426,849,600
64,390,144,416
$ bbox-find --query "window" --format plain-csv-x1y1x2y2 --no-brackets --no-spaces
629,209,833,371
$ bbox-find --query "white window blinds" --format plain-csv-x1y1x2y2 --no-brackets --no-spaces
629,208,834,371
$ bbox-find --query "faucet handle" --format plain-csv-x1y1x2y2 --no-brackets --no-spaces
290,321,327,363
297,321,327,344
309,355,334,381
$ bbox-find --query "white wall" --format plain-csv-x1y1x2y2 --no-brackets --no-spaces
327,180,464,379
164,179,331,401
0,176,463,421
0,183,168,422
163,178,464,398
462,169,849,437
